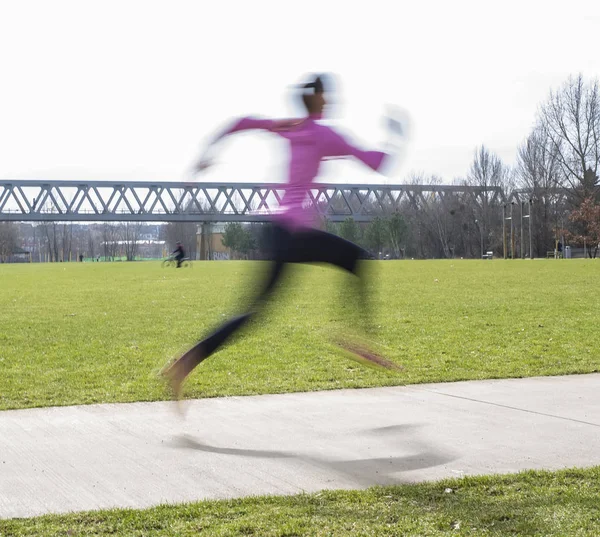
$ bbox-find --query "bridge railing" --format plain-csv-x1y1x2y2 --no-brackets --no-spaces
0,180,506,222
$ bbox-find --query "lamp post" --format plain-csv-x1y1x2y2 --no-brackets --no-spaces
522,199,533,258
475,219,483,258
520,201,525,259
510,202,515,259
557,211,567,259
528,199,533,259
502,204,507,259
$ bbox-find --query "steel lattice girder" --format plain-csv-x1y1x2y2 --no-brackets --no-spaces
0,180,506,222
507,188,572,206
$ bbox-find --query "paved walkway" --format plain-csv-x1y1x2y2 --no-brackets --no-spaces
1,373,600,519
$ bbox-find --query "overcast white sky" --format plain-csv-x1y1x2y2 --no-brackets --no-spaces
1,0,599,186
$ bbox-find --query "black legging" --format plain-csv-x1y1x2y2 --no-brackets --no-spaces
194,223,372,361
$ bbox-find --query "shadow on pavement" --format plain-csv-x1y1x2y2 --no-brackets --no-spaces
170,421,458,486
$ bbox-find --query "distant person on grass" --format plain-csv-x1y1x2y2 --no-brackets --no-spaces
172,241,185,268
162,73,408,403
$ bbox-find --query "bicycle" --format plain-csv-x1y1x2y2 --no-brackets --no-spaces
161,256,192,268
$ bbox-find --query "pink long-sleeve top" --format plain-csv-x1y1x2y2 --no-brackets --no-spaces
215,114,390,230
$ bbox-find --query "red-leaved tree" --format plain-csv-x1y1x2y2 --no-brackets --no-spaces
568,197,600,258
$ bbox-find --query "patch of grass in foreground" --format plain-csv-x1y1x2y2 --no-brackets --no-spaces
1,260,599,410
2,466,600,536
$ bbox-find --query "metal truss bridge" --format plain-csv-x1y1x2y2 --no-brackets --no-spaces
0,179,506,223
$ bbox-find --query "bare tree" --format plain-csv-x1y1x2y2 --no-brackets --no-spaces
517,126,562,255
61,223,73,262
121,222,143,261
386,212,408,258
364,217,389,258
468,146,510,202
165,222,198,259
87,226,97,259
0,222,18,262
400,174,452,258
539,73,600,200
39,222,61,262
14,223,40,262
102,223,121,260
68,224,88,260
36,196,63,262
465,146,511,255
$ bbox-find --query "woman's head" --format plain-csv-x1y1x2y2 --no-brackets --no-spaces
299,74,328,117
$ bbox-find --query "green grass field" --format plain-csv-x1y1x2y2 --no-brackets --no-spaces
2,466,599,536
1,259,599,410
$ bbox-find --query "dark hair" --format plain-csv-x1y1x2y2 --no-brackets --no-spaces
299,74,326,113
305,75,325,93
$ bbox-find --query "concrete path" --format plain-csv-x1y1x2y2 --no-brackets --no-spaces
1,373,600,519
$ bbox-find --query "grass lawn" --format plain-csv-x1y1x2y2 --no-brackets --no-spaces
1,259,599,410
2,466,599,536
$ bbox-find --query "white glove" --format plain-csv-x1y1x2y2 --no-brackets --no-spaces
379,105,412,177
383,105,411,144
387,116,404,138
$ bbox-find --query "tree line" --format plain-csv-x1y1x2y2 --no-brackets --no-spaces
5,222,172,262
2,73,599,261
190,73,600,260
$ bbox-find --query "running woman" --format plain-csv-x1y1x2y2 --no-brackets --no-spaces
162,74,408,400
